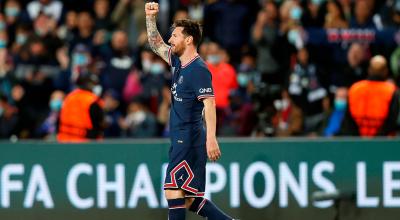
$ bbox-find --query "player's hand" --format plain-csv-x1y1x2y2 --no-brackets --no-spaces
145,2,159,16
206,136,221,162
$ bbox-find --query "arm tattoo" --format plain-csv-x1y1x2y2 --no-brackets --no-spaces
146,15,170,63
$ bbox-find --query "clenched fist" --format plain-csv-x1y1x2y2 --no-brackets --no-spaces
145,2,159,16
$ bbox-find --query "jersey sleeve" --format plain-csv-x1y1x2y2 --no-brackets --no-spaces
191,66,215,100
168,47,180,68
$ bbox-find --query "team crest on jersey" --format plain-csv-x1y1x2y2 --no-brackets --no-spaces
178,76,184,84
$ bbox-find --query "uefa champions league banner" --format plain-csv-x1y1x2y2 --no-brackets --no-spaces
0,139,400,220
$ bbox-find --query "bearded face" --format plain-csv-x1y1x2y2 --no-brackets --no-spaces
168,27,187,57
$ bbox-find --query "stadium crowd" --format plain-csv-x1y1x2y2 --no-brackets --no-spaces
0,0,400,140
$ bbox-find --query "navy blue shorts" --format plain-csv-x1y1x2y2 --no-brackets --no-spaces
164,144,207,197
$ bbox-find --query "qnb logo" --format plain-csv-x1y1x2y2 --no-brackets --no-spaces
171,83,182,102
199,88,212,94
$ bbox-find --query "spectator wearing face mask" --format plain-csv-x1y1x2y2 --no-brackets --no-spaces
11,24,30,55
54,44,93,93
119,96,158,138
3,0,29,45
36,90,65,139
27,0,63,23
323,87,347,137
272,90,303,137
226,53,259,136
205,42,238,133
139,50,171,114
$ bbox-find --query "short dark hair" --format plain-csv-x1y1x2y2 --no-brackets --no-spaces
172,19,202,46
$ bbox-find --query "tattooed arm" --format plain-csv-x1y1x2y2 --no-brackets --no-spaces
145,2,170,63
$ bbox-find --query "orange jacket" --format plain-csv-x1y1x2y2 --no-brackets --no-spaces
57,89,102,142
348,80,396,137
207,62,238,108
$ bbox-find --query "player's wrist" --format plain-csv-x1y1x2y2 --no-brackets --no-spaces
207,134,216,139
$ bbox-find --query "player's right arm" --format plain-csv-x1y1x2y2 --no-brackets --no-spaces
145,2,170,64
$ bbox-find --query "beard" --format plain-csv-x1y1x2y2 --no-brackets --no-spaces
171,42,185,57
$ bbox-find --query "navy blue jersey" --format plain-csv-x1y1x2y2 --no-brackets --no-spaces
168,48,214,147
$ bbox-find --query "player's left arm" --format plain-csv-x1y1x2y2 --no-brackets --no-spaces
203,98,221,162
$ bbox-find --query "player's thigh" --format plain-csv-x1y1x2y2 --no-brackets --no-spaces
165,189,186,199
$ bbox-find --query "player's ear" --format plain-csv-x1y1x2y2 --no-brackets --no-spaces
186,36,193,45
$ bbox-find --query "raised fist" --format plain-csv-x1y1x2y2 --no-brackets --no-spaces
145,2,159,16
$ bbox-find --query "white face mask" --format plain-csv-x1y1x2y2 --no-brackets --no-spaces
127,111,146,126
92,85,102,96
274,99,290,110
142,59,152,73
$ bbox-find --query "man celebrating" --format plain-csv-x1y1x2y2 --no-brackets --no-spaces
145,2,236,220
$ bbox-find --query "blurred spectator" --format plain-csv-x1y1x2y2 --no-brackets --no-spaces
27,0,63,23
173,7,190,22
12,37,56,138
54,44,94,92
350,0,376,28
205,42,238,130
157,83,172,137
332,43,368,87
252,1,280,80
57,71,105,142
139,49,171,114
103,89,123,137
0,36,15,102
119,97,158,138
379,0,400,28
11,24,31,55
339,0,352,22
343,55,399,136
323,87,347,137
288,47,328,135
188,0,204,22
301,0,325,28
219,53,257,136
272,90,303,137
390,45,400,84
57,10,78,42
4,0,26,44
93,0,113,31
99,30,135,102
0,94,18,138
36,90,65,139
324,0,348,29
69,11,95,51
31,12,63,62
204,0,251,64
111,0,146,48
